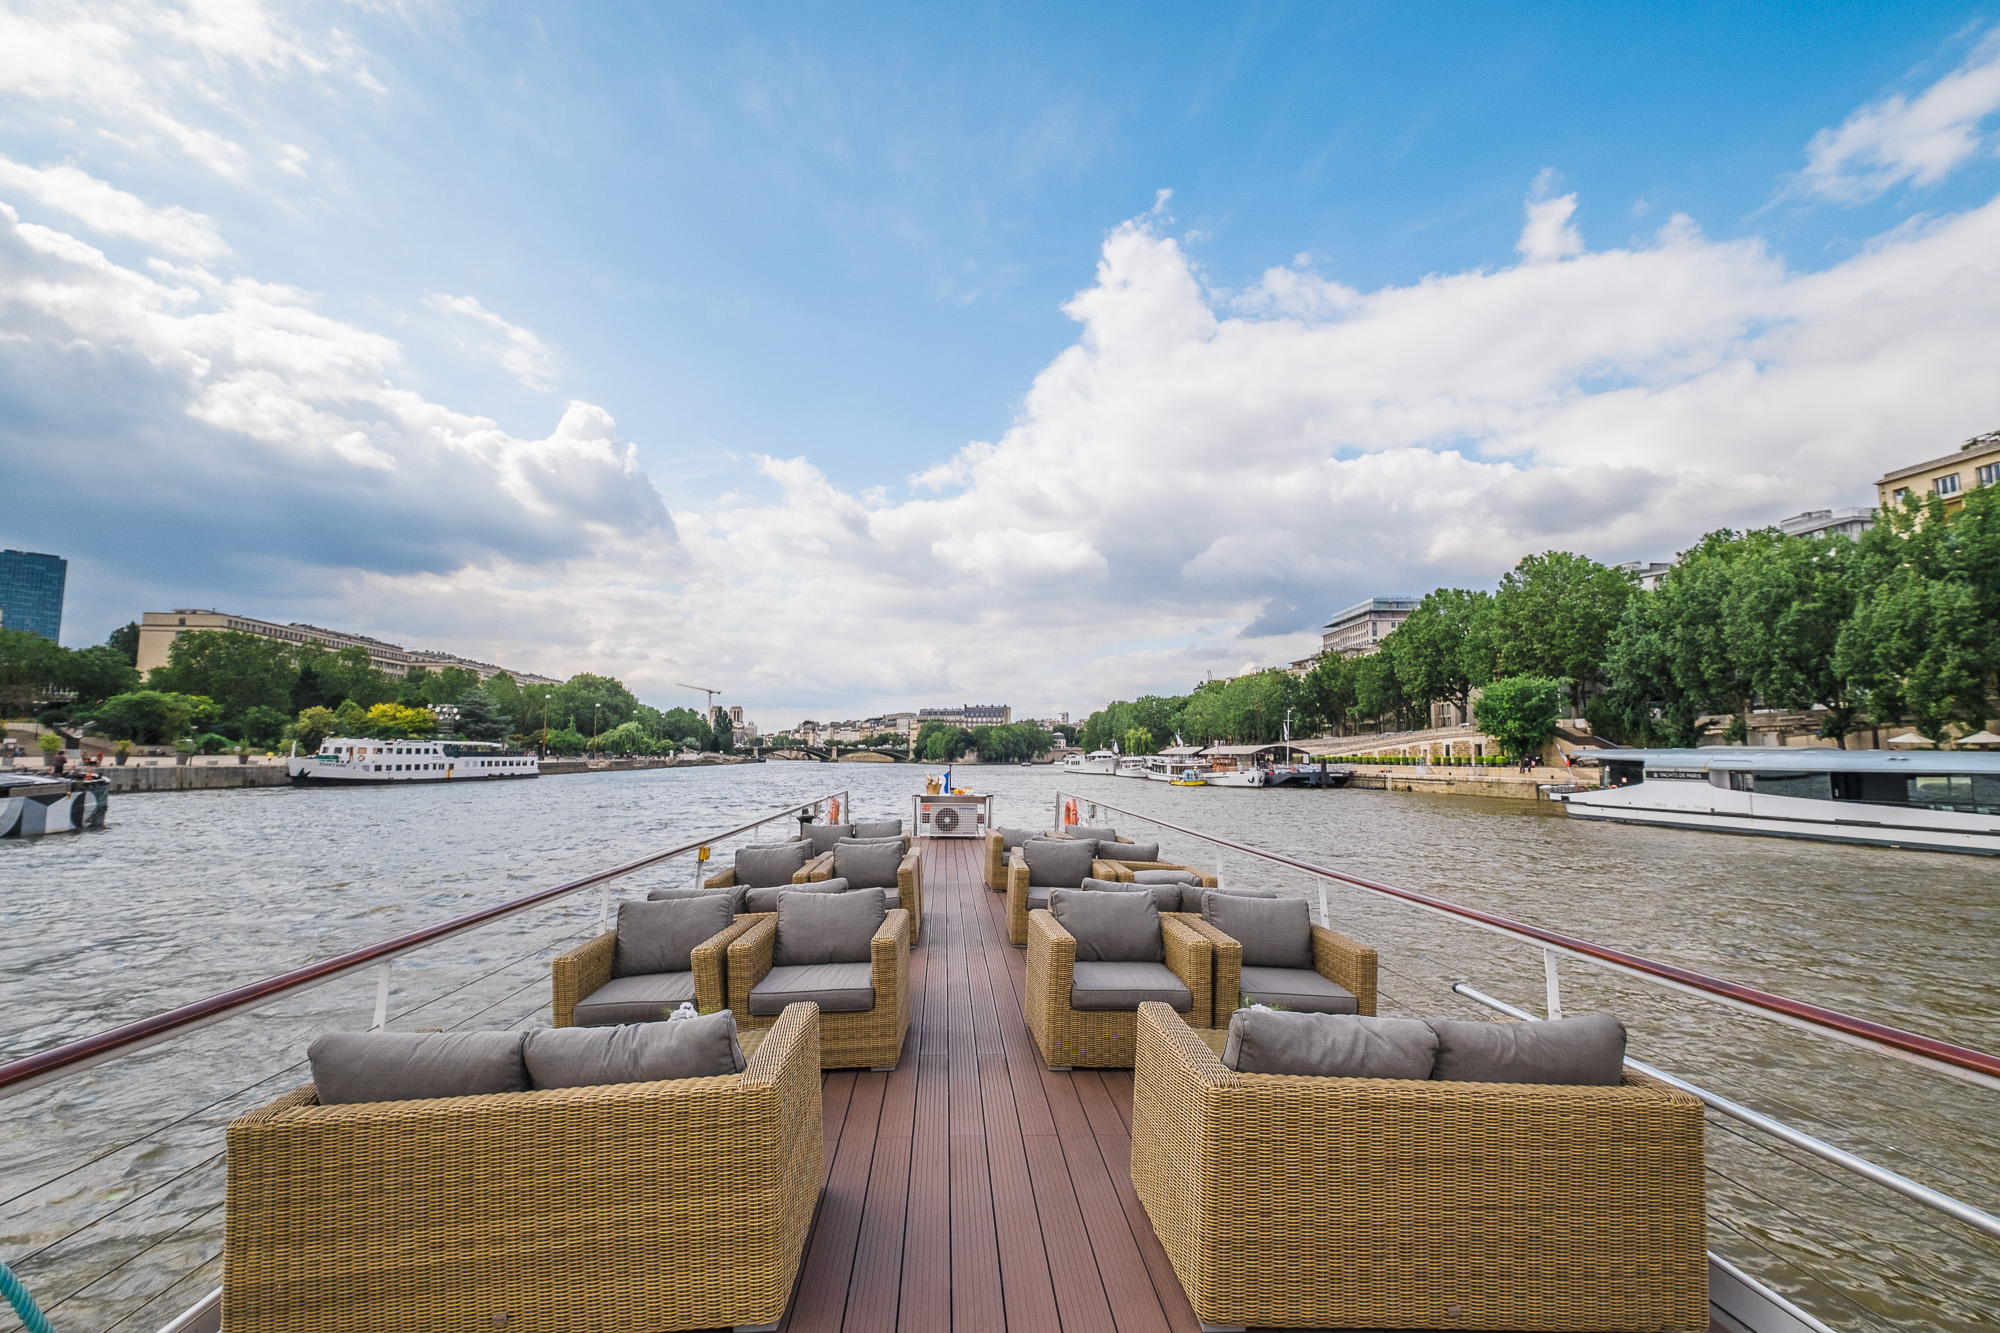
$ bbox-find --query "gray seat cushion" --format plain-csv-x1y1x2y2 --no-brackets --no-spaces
802,822,857,855
307,1030,528,1105
613,896,736,977
1429,1012,1627,1085
1026,886,1049,911
1094,841,1161,863
776,887,886,965
1222,1010,1437,1078
648,883,749,915
1048,888,1162,962
1238,966,1358,1015
735,841,814,887
1070,960,1192,1012
749,961,875,1015
745,877,849,913
853,819,903,839
1023,837,1096,889
524,1011,745,1088
1080,876,1180,913
834,841,904,890
1182,883,1274,913
1201,893,1312,969
572,972,699,1026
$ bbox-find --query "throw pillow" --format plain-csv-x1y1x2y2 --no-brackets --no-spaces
1131,868,1201,885
1182,883,1275,913
1428,1012,1627,1085
803,822,857,856
1200,893,1312,970
1222,1010,1438,1078
735,841,813,888
775,886,887,966
835,841,905,890
1047,888,1163,963
524,1011,746,1089
1094,841,1161,863
613,896,736,977
837,836,905,847
308,1030,528,1105
1023,837,1096,888
994,826,1039,851
648,884,749,915
745,877,848,914
1081,876,1180,913
853,819,903,839
1057,824,1118,841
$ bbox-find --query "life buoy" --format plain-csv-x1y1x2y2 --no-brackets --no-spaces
829,797,841,823
1064,798,1078,826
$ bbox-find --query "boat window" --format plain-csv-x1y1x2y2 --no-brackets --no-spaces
1752,771,1831,801
1908,773,2000,812
1604,762,1643,788
1727,772,1754,792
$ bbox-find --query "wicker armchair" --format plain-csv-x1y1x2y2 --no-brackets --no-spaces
727,909,912,1069
704,851,833,890
550,915,759,1026
223,1003,824,1333
1024,908,1213,1069
896,846,924,942
1176,915,1377,1028
1128,1004,1707,1333
1006,848,1139,946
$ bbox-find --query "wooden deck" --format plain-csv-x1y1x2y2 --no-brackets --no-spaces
778,835,1204,1333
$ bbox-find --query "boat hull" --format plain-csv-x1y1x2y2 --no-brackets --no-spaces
1560,789,2000,856
0,776,108,837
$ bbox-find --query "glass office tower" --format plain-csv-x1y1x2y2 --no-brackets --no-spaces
0,549,67,641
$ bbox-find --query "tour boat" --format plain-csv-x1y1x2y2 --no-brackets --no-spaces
0,772,108,837
1202,763,1268,787
1561,747,2000,855
1059,749,1119,775
287,737,541,785
1113,755,1152,778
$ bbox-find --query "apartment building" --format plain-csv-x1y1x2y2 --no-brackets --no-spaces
1876,430,2000,515
135,609,560,684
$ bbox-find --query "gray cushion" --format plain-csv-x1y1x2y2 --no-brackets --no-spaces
803,822,857,855
1201,893,1311,969
1222,1010,1437,1078
1026,886,1049,911
1058,825,1118,841
853,819,903,839
837,836,906,848
1094,841,1161,864
1081,876,1180,913
834,841,905,890
749,961,875,1015
775,887,886,966
995,826,1039,851
745,877,849,913
572,972,698,1026
613,896,736,977
1182,884,1273,913
524,1011,745,1088
1429,1013,1627,1085
1023,837,1096,889
1070,960,1192,1012
648,883,749,915
307,1030,528,1105
735,841,814,887
1047,888,1162,962
1238,966,1358,1015
1132,868,1201,885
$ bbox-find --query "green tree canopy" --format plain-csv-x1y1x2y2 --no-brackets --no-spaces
1473,674,1566,761
148,630,296,719
1390,588,1493,716
550,673,640,739
1490,551,1637,709
65,643,143,707
92,691,220,744
0,626,67,715
106,621,140,666
451,690,512,742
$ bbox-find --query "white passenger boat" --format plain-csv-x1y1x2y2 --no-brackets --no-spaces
1059,749,1119,775
1562,748,2000,855
1113,755,1152,778
1203,766,1267,787
287,737,541,785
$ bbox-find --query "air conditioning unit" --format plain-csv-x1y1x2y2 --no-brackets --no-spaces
914,793,991,838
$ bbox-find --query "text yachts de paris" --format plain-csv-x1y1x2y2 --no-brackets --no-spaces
288,738,541,785
1560,747,2000,855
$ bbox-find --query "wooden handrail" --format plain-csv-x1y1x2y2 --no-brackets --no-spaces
1060,792,2000,1085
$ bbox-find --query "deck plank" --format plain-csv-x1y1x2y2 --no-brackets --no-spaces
785,1073,886,1333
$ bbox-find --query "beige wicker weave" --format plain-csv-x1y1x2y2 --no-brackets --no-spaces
223,1003,824,1333
704,850,833,890
1092,860,1219,888
550,915,758,1026
895,846,924,943
727,908,911,1069
1005,848,1138,946
1023,908,1213,1068
1128,1003,1708,1332
1175,915,1378,1028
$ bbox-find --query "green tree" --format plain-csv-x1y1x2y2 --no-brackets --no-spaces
483,672,532,737
0,626,66,715
1297,651,1356,737
290,706,338,752
106,621,140,666
1474,674,1566,761
595,720,657,754
1597,532,1759,746
147,630,297,723
365,703,438,738
543,725,588,756
1723,531,1863,744
64,644,143,707
1390,588,1493,718
1121,727,1155,755
1490,552,1638,710
1351,647,1410,731
659,706,714,749
91,691,219,744
240,705,290,748
315,645,396,711
451,691,512,742
549,673,640,741
332,698,369,735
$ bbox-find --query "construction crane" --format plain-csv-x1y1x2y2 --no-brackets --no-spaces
677,683,722,726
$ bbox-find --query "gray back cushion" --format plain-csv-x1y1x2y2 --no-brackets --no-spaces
853,819,903,839
803,822,857,855
614,896,736,977
1222,1010,1438,1078
745,877,849,914
1132,869,1201,885
524,1011,745,1089
1201,893,1311,969
1186,884,1275,913
1429,1013,1627,1085
995,827,1038,851
1048,888,1163,963
1094,841,1160,864
1081,876,1180,913
648,883,749,915
835,841,904,890
838,835,905,848
1023,837,1096,888
309,1030,528,1105
736,841,813,887
776,887,886,966
1060,825,1118,841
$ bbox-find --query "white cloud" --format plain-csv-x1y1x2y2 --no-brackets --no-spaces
0,155,228,260
426,293,561,392
1517,171,1584,262
1800,29,2000,202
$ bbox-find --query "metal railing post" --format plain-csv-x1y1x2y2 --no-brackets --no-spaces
1318,879,1331,928
598,881,611,933
370,961,391,1031
1543,949,1563,1019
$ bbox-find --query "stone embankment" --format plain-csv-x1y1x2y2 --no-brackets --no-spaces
1339,763,1594,802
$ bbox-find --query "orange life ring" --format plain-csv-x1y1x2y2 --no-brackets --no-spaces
1064,799,1078,826
829,797,841,823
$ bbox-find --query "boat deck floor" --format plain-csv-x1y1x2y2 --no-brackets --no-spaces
765,836,1728,1333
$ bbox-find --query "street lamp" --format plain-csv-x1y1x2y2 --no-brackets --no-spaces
542,693,552,757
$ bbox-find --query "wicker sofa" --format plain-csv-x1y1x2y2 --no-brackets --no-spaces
704,849,834,891
223,1004,824,1333
550,914,759,1026
728,908,912,1069
1128,1004,1708,1332
1176,915,1377,1028
1024,907,1214,1068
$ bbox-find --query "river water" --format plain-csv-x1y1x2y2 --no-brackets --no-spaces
3,764,1996,1332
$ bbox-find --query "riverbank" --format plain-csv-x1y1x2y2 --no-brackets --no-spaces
1341,763,1596,801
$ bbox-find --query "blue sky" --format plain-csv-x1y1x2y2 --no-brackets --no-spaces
4,3,2000,724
